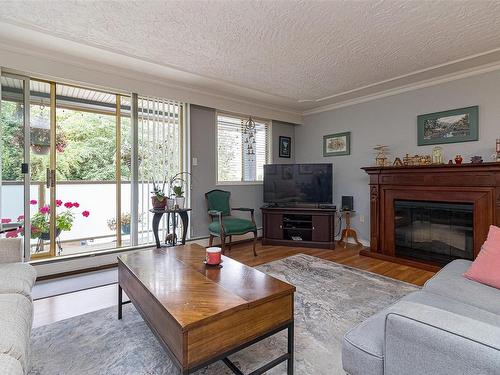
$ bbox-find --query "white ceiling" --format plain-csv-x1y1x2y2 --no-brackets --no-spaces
1,0,500,114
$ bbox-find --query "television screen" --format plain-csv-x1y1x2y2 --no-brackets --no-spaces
263,163,333,204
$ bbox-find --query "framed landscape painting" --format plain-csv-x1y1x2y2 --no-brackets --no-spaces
417,106,478,146
323,131,350,156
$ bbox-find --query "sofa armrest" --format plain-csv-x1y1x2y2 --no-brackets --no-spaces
384,301,500,375
0,238,23,264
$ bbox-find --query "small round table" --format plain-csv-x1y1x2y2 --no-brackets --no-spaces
339,210,362,248
149,208,192,248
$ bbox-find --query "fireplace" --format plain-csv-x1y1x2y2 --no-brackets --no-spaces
394,200,473,266
362,163,500,271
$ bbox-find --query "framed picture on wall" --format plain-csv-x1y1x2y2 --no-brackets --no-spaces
323,132,351,156
417,106,479,146
279,136,291,158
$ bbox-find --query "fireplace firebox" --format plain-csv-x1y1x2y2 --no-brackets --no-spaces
394,200,473,266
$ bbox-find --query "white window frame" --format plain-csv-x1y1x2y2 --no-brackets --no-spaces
215,111,272,186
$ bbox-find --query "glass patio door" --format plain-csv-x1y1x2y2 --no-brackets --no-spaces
0,74,58,259
29,80,56,258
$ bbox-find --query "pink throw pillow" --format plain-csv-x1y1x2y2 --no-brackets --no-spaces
463,225,500,289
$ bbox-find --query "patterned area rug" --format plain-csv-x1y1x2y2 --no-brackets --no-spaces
29,254,418,375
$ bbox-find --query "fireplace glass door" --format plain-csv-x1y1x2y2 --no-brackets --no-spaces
394,200,473,266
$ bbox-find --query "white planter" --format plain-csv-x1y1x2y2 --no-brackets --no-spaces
166,198,175,210
175,197,185,209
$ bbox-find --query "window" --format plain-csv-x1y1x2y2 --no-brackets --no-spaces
216,112,271,183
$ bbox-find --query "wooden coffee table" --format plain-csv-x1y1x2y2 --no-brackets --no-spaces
117,244,295,374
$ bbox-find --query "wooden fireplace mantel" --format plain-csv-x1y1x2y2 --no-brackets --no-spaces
361,162,500,271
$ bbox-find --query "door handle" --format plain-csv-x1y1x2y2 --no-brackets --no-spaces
50,170,56,188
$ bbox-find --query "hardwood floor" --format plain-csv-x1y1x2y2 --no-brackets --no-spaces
33,241,435,328
227,241,435,286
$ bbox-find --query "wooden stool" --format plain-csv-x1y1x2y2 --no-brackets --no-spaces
339,210,361,248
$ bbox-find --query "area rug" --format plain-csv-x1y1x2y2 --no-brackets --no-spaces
29,254,418,375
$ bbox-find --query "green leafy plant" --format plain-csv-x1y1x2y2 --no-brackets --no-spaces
172,185,184,198
8,200,90,239
107,213,141,231
151,180,167,201
168,172,191,198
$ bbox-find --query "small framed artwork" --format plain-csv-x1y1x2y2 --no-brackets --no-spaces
417,106,478,146
279,136,291,158
323,131,351,157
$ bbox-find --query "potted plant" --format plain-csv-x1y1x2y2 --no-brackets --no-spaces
168,172,191,209
172,185,185,209
107,213,139,235
151,180,167,209
10,200,90,254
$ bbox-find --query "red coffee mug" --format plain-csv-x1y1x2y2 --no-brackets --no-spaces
206,247,222,265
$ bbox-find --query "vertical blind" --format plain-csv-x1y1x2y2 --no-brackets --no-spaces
217,113,271,183
138,96,183,244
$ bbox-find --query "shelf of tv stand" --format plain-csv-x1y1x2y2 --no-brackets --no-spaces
261,206,336,249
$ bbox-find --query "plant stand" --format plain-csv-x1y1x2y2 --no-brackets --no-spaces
150,208,191,248
36,230,64,255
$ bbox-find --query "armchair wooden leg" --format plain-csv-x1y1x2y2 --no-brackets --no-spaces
209,234,214,247
228,235,232,251
252,230,258,257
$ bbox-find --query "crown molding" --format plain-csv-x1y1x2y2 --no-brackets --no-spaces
302,59,500,116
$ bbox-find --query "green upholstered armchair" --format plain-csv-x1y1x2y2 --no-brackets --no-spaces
205,189,257,256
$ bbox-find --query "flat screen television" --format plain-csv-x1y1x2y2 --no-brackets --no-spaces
263,163,333,205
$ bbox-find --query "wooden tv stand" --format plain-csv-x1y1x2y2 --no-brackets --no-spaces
261,206,336,249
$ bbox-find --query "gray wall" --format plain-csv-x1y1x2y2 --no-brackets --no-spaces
295,70,500,243
272,120,296,164
190,105,296,238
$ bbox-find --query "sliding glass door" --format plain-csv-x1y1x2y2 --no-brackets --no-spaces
1,72,185,259
0,74,31,259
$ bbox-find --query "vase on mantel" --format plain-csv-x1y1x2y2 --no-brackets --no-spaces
454,155,463,165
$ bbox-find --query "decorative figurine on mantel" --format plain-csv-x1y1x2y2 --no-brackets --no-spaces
403,154,412,166
374,145,389,166
455,155,463,165
432,146,444,164
471,156,483,164
393,157,403,166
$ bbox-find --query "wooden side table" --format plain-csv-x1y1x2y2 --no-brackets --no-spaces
339,210,362,248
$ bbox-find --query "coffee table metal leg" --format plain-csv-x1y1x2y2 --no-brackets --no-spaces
118,285,123,320
287,322,294,375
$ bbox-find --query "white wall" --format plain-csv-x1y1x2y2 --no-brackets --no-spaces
295,69,500,243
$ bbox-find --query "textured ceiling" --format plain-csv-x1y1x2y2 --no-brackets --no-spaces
1,0,500,112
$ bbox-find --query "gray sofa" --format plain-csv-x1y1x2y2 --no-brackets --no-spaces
0,239,37,375
342,259,500,375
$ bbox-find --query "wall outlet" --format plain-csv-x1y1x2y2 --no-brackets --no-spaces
359,215,365,223
192,157,198,166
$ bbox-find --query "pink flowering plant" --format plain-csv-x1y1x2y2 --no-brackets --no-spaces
6,200,90,239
